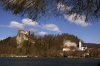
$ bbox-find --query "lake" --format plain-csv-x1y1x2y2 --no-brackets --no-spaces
0,57,100,66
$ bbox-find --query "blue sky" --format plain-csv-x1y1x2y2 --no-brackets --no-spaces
0,8,100,44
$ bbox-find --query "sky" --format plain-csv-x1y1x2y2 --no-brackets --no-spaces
0,8,100,44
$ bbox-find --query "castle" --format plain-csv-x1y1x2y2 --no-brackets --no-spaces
63,40,87,51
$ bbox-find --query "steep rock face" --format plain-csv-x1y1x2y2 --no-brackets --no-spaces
63,40,77,47
16,30,30,48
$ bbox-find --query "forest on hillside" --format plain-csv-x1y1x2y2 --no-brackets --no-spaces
0,33,100,58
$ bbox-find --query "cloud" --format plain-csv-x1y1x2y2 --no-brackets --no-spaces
38,31,47,35
57,3,71,11
4,18,38,30
28,28,47,36
63,14,91,27
28,28,38,33
22,18,38,27
9,21,24,29
1,18,60,35
42,24,61,32
57,3,91,27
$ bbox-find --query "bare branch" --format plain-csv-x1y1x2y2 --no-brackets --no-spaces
0,0,100,22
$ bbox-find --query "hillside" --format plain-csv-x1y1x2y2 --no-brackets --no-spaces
0,30,80,57
0,30,100,58
84,43,100,58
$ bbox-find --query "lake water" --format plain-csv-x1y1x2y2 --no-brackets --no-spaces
0,57,100,66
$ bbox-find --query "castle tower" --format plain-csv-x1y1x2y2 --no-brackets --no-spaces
79,41,82,50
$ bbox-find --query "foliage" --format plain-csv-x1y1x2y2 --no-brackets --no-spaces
0,33,100,58
0,33,79,57
0,0,100,21
63,50,85,57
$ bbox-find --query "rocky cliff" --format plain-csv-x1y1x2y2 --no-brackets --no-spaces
16,30,30,48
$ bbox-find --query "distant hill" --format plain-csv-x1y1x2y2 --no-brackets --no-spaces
84,43,100,45
84,43,100,48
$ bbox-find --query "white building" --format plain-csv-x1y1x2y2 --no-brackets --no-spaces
63,40,87,51
78,41,87,51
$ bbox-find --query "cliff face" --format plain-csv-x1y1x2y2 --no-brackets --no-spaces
16,30,30,48
63,40,77,47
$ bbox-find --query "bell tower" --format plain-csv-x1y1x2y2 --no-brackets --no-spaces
79,41,82,50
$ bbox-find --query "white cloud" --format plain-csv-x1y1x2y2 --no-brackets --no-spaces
42,24,61,32
38,31,47,35
9,21,24,29
28,28,38,33
57,3,91,27
63,14,91,27
57,3,71,11
0,18,39,30
22,18,38,27
28,28,47,36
